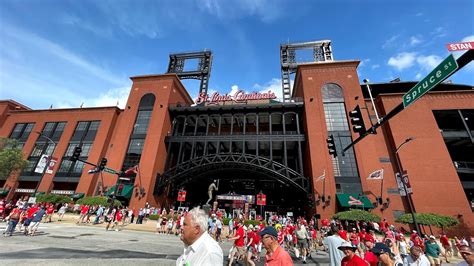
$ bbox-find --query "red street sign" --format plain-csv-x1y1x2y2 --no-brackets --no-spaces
447,41,474,51
177,190,186,202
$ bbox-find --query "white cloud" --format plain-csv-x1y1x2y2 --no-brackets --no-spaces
416,55,442,71
359,59,371,67
252,78,284,100
371,64,380,70
410,36,422,46
387,52,417,71
415,12,423,16
382,35,400,49
199,0,284,23
430,27,447,38
462,35,474,42
415,73,422,79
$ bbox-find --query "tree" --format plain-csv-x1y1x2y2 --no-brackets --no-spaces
36,194,72,205
0,138,28,179
332,209,381,222
395,213,459,228
76,196,122,207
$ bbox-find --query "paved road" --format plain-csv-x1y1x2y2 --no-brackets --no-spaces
0,222,330,265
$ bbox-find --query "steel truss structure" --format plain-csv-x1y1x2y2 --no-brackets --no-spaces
280,40,333,102
154,153,310,196
154,102,312,200
167,50,213,96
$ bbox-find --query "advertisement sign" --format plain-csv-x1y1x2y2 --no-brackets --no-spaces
396,173,413,196
256,193,267,206
34,154,50,174
195,90,277,105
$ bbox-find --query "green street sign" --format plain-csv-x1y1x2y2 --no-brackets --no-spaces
103,167,117,174
403,54,458,108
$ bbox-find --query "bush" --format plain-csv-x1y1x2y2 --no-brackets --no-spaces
36,194,72,205
332,209,381,222
395,213,459,228
76,196,121,207
149,214,160,220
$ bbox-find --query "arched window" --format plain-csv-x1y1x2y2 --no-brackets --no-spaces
321,83,344,103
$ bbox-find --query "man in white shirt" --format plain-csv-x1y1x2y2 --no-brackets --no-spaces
322,227,345,266
403,245,430,266
176,207,223,266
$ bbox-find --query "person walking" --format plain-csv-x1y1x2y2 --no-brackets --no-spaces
57,203,67,221
322,226,346,266
424,235,441,266
3,206,21,236
258,226,294,265
295,223,310,263
338,241,367,266
457,245,474,266
28,206,46,236
176,207,223,266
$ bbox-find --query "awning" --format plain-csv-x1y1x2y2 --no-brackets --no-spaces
105,185,117,196
71,192,85,200
0,189,9,197
105,185,133,198
336,193,374,209
120,184,133,199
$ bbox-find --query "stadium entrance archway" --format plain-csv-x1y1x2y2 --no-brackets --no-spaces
155,153,312,217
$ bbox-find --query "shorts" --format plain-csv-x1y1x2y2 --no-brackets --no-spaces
233,246,246,257
297,239,308,249
427,256,441,265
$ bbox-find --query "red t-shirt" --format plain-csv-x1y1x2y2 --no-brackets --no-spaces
350,233,360,245
46,206,55,214
339,230,348,241
341,254,368,266
247,231,255,245
322,218,330,226
81,205,89,215
115,212,123,222
440,236,450,247
364,251,378,266
253,231,261,244
234,226,245,247
27,207,39,218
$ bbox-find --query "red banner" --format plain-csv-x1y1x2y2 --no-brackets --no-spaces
177,190,187,202
256,193,266,206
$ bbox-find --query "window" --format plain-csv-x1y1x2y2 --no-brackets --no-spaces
9,123,35,147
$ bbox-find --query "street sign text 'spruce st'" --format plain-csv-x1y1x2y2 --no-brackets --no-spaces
403,54,458,108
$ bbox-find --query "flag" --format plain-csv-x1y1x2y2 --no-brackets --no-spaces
367,169,384,180
317,170,326,181
124,165,139,175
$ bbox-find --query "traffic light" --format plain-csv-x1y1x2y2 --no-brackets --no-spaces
70,146,82,162
349,105,366,135
326,134,337,158
98,157,108,171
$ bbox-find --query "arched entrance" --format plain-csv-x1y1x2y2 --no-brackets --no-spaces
155,153,312,217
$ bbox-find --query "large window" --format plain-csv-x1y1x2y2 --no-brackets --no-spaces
56,121,100,178
122,94,155,171
22,122,66,176
322,83,361,194
9,123,35,149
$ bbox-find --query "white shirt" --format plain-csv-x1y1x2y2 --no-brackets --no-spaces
323,235,345,266
176,232,223,266
403,254,430,266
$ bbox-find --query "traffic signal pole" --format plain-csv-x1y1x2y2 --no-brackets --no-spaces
342,49,473,155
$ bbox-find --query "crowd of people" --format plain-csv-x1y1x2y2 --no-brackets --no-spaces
1,198,473,266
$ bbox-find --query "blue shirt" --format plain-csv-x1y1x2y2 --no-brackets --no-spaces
32,209,46,222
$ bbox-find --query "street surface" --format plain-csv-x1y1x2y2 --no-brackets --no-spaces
0,222,330,265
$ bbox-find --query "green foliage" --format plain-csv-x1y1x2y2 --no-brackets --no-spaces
36,194,72,204
76,196,122,207
332,209,381,222
149,214,160,220
395,213,459,228
244,220,262,227
0,138,28,179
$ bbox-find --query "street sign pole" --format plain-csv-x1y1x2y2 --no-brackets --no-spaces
403,54,458,108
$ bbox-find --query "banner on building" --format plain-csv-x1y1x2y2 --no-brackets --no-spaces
45,157,57,174
256,193,267,206
396,173,413,196
367,169,384,180
34,154,50,174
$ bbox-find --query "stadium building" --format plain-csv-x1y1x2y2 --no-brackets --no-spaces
1,40,473,230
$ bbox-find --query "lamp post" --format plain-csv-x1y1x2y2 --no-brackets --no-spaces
394,137,420,233
33,131,56,196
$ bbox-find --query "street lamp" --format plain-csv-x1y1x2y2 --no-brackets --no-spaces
394,137,421,234
33,131,56,196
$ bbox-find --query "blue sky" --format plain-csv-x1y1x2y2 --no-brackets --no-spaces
0,0,472,109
